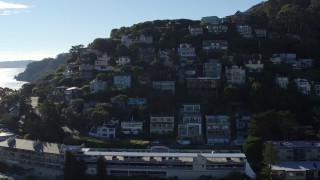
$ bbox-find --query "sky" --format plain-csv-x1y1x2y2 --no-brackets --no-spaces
0,0,264,61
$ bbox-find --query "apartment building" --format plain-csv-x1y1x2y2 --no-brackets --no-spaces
121,121,143,135
205,115,231,144
152,81,175,95
271,141,320,180
150,113,175,134
0,138,64,178
78,148,256,179
226,66,246,84
178,104,202,141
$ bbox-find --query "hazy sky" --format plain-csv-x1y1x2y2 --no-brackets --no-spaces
0,0,264,61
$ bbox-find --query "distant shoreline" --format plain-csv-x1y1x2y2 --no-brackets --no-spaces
0,60,33,69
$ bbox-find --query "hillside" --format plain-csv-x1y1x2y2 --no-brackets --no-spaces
14,53,70,83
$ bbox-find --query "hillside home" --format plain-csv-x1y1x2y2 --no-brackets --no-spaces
254,29,267,38
188,24,203,35
245,60,264,73
90,79,108,93
225,66,246,84
234,112,251,145
127,98,147,107
64,87,82,102
121,34,153,47
207,25,228,34
202,40,228,53
178,43,196,66
138,74,151,86
150,113,175,134
118,56,131,65
270,53,296,64
237,25,252,38
138,48,156,62
79,64,94,80
203,60,222,78
89,122,117,139
187,77,220,96
294,78,311,95
113,75,131,89
110,97,126,108
95,54,110,66
152,81,175,95
276,76,289,89
121,120,143,135
94,54,114,72
201,16,221,25
299,59,314,69
205,115,231,144
178,104,202,141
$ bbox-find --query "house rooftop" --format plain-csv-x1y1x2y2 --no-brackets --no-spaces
272,141,320,148
272,161,320,171
0,138,60,155
81,148,246,158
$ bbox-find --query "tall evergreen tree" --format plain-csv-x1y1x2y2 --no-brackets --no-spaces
96,155,107,180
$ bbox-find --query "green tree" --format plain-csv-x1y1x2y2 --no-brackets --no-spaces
64,151,87,180
96,155,107,180
96,73,108,82
243,136,263,168
249,110,296,141
261,141,278,179
167,50,179,65
68,44,84,63
38,100,64,142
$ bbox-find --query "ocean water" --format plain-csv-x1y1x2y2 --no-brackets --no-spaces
0,68,28,90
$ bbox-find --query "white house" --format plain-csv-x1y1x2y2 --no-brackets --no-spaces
245,60,264,73
276,76,289,89
178,43,196,65
118,56,131,65
225,66,246,84
90,79,108,93
95,54,110,66
89,122,116,139
121,121,143,135
202,40,228,52
188,24,203,35
113,75,131,89
207,25,228,34
294,78,311,95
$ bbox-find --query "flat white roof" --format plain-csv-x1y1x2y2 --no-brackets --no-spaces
82,150,246,158
272,161,320,171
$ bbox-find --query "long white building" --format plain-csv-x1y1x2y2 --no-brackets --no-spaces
76,148,256,179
